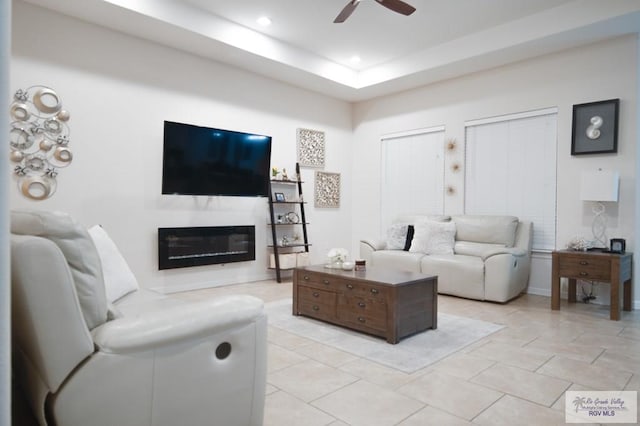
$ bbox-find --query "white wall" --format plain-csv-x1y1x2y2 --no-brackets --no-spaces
352,36,637,305
10,2,354,293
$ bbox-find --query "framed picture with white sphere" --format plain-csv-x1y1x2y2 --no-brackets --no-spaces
571,99,619,155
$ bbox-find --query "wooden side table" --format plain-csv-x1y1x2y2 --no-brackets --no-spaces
551,250,633,320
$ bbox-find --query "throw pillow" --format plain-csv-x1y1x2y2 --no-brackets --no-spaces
88,225,140,303
410,220,456,255
403,225,415,251
385,223,410,250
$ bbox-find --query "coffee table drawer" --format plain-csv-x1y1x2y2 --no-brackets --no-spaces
338,296,387,332
339,281,388,300
297,271,338,290
297,285,336,320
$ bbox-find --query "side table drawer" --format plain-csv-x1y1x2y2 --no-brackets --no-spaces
297,285,337,320
559,256,610,280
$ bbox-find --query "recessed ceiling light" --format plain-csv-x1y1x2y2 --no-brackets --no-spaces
350,56,361,64
257,16,271,26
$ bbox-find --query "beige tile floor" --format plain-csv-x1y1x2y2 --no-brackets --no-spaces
175,279,640,426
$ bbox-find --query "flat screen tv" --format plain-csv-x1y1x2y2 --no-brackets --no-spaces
162,121,272,197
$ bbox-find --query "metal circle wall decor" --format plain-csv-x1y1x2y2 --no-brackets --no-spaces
9,86,72,200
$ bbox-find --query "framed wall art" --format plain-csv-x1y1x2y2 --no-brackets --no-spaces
314,171,340,208
571,99,619,155
297,128,325,168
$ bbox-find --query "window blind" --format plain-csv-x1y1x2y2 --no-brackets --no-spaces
380,128,445,234
465,111,557,251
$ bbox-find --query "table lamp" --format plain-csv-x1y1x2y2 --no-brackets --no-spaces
579,170,619,248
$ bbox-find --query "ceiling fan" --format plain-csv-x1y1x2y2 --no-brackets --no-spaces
334,0,416,23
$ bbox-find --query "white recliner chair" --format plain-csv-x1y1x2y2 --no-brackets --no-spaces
10,210,267,426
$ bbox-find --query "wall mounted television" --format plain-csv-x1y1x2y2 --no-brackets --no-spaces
162,120,272,197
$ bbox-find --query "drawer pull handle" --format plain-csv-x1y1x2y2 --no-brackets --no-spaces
303,276,310,281
313,292,319,298
580,272,589,276
346,284,354,290
358,302,366,308
579,261,588,265
370,288,379,294
323,279,330,285
358,317,366,323
312,305,319,311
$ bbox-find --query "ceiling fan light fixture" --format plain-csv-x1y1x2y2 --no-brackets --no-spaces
334,0,416,23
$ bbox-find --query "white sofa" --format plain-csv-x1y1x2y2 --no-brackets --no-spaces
10,210,267,426
360,215,533,302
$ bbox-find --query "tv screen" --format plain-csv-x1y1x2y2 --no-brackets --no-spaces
162,121,272,197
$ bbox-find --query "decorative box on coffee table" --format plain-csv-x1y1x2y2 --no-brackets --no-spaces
292,265,438,344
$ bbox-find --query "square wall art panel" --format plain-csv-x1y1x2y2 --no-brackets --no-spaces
315,171,340,208
297,128,325,168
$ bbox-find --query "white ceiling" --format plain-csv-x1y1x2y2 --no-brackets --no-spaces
21,0,640,101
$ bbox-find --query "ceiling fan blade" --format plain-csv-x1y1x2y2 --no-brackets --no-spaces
334,0,360,23
374,0,416,16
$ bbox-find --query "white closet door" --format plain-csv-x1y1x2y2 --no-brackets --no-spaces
380,128,445,233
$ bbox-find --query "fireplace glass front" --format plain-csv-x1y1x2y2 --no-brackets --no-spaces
158,226,255,270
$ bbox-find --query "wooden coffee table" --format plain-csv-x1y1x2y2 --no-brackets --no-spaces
292,265,437,344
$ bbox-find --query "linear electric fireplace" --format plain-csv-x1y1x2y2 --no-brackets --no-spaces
158,226,255,270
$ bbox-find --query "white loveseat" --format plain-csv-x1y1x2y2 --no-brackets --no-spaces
360,215,533,302
11,210,267,426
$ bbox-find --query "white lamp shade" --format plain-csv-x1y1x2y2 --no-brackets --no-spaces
580,170,619,202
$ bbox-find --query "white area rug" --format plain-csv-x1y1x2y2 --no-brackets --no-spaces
266,299,504,374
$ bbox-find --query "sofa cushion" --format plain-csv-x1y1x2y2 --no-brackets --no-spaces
451,215,518,247
410,220,456,255
420,254,485,300
454,241,506,258
371,250,424,273
11,210,108,330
